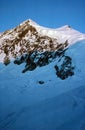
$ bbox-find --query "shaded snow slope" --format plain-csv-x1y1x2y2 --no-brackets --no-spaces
0,41,85,130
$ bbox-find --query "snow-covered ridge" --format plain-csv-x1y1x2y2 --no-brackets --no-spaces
0,19,85,63
27,19,85,44
0,19,85,44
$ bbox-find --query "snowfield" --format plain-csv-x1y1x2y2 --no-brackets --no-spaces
0,40,85,130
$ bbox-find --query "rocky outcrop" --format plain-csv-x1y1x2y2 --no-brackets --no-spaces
14,50,59,73
14,48,74,80
54,56,74,80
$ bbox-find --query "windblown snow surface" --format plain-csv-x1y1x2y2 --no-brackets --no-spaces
0,40,85,130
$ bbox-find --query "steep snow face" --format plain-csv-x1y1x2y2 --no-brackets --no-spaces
0,41,85,130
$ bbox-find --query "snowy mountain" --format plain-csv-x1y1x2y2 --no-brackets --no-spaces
0,19,85,130
0,19,85,63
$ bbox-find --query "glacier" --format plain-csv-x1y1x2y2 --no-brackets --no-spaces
0,40,85,130
0,19,85,130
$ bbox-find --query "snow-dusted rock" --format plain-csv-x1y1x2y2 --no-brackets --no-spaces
0,19,85,63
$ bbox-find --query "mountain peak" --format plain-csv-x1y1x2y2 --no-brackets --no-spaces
0,19,85,63
56,25,72,30
1,19,85,45
19,19,39,27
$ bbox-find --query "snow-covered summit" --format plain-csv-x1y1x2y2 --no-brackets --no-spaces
1,19,85,43
22,19,85,44
23,19,85,44
0,19,85,63
1,19,85,44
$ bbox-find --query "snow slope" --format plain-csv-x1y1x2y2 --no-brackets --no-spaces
0,40,85,130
